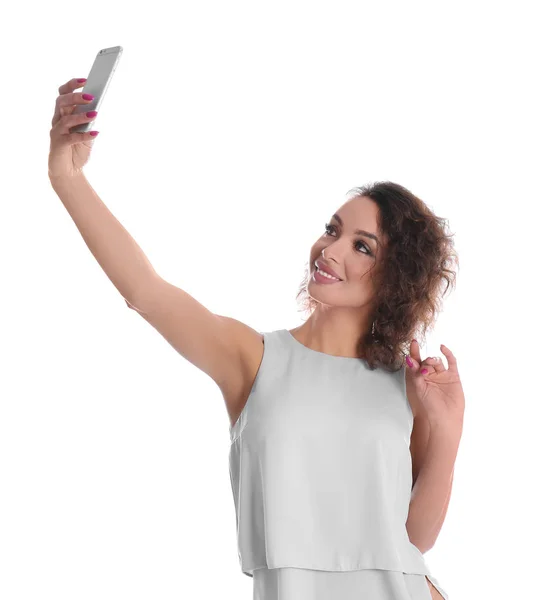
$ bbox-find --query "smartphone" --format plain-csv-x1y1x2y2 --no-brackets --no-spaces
69,45,123,133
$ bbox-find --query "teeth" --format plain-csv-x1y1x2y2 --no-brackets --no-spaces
316,267,340,280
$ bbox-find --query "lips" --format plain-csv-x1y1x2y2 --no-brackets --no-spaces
315,260,343,280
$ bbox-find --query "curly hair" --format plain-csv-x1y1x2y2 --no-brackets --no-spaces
295,181,459,372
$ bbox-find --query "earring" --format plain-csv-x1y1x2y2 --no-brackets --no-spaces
371,321,375,335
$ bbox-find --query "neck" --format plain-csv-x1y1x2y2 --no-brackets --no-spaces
291,311,369,358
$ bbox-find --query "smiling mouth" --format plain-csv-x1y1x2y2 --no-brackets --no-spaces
314,261,343,281
313,266,343,282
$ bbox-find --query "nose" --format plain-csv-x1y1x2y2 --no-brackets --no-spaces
321,244,342,264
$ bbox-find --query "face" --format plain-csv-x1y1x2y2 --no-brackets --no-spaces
307,195,385,310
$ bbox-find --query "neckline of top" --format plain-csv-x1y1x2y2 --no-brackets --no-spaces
281,329,365,361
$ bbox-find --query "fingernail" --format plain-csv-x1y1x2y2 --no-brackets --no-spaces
82,93,95,101
406,355,413,368
77,78,87,83
421,368,428,374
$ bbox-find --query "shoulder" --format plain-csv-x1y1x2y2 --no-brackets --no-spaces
218,316,264,353
219,317,264,377
217,317,264,420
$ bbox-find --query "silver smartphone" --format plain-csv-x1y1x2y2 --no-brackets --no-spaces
70,45,123,133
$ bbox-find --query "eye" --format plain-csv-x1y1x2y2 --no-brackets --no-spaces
324,223,372,256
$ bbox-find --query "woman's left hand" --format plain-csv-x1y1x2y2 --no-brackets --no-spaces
406,340,465,430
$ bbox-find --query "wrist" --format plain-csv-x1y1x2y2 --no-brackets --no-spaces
49,171,88,191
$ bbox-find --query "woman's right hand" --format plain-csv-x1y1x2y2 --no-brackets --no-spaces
48,77,99,182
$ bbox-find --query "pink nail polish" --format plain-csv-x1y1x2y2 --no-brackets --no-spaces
406,355,413,368
421,368,428,374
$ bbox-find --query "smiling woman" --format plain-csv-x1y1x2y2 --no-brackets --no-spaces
49,108,460,600
296,181,459,371
227,181,461,599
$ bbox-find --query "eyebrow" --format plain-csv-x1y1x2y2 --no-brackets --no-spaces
332,213,380,246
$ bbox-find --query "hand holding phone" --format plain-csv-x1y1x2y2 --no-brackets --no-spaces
48,46,123,181
69,46,123,133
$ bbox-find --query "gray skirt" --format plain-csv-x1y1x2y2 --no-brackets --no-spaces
252,567,449,600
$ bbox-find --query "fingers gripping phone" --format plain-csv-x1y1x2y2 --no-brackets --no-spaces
70,46,123,133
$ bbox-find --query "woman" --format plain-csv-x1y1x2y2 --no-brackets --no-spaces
49,77,465,600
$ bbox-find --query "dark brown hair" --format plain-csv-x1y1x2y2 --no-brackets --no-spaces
295,181,459,372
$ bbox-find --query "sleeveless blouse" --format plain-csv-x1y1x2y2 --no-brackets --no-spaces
227,329,449,598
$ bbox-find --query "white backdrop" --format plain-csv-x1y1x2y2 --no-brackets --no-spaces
1,1,558,598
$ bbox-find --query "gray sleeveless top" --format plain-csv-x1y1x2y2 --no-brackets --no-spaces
228,329,432,578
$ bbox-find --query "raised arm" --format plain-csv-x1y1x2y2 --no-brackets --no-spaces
48,78,262,419
50,172,261,413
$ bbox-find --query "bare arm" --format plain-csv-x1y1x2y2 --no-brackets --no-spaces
406,426,461,553
49,173,262,395
50,173,157,306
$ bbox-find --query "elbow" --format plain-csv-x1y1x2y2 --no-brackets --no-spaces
124,297,149,315
410,536,434,555
418,541,434,554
